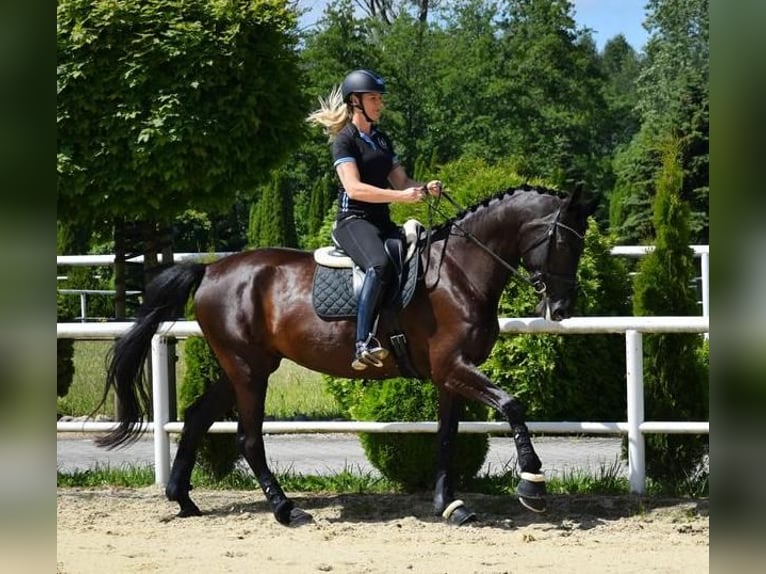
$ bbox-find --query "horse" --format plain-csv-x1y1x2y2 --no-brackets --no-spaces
97,184,593,527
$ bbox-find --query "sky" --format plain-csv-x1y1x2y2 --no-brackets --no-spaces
297,0,650,52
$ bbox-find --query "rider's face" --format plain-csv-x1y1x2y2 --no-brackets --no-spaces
356,93,384,121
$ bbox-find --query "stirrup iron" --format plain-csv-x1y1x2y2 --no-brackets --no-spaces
351,335,389,370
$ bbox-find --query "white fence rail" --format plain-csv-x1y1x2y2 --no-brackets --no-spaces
57,247,710,322
57,316,709,495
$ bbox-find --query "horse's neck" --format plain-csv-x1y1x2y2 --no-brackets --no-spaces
438,207,523,305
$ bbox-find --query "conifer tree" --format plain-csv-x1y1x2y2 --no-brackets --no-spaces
247,171,298,248
307,175,334,240
632,137,708,487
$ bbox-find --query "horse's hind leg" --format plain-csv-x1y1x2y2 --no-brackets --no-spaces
433,388,476,525
166,380,235,517
232,367,314,527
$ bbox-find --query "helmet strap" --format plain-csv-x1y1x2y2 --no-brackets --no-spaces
350,95,376,125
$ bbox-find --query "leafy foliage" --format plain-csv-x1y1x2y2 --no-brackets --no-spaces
493,0,611,187
609,0,708,243
247,170,299,248
57,0,307,226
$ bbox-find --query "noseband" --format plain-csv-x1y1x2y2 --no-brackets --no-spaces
425,191,584,296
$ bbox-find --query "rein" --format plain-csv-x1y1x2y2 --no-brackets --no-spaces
422,189,584,295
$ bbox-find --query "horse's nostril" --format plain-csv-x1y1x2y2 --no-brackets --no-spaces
551,308,567,321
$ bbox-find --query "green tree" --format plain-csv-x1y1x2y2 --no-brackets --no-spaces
632,138,708,486
58,0,307,284
425,0,504,163
599,34,642,150
247,171,298,248
609,0,708,243
494,0,610,188
306,175,335,241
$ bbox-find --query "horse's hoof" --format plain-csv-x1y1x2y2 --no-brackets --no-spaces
516,472,547,513
518,496,546,513
176,501,203,518
288,507,314,527
441,499,477,526
274,500,313,526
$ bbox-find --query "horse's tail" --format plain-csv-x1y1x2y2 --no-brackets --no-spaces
96,263,207,449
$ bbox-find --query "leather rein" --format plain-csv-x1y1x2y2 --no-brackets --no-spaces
421,189,584,296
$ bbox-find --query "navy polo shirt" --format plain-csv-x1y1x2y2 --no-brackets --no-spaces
332,123,400,226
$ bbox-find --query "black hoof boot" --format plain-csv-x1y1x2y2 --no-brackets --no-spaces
176,497,203,518
167,482,203,517
516,472,547,513
288,507,314,527
441,500,477,526
274,499,314,527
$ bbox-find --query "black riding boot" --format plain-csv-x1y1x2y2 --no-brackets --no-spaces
352,268,389,371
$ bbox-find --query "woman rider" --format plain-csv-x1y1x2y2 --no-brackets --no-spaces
307,69,442,370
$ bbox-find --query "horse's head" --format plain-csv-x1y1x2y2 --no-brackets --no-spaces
519,187,593,321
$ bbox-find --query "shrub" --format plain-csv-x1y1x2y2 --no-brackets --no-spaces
57,290,77,399
178,336,239,480
326,376,489,492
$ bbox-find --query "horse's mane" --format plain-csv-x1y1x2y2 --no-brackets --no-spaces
430,183,563,238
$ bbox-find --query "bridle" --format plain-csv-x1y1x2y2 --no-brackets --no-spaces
423,190,584,296
519,207,586,295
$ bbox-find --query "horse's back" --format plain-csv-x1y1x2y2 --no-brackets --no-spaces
193,248,316,338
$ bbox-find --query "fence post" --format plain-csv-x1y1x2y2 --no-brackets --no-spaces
79,292,87,323
625,330,645,494
151,335,171,485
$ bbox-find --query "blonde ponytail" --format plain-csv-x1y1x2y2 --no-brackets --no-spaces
306,85,350,140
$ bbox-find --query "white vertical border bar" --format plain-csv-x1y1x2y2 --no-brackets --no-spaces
625,330,646,494
151,335,170,485
700,251,710,321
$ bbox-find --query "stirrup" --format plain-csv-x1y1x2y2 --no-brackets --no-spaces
351,337,389,371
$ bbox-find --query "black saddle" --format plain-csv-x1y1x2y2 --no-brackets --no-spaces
311,221,423,320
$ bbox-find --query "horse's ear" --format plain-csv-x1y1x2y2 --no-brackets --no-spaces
563,182,585,211
564,182,598,217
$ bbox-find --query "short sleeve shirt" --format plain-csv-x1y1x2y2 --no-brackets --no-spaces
332,123,400,226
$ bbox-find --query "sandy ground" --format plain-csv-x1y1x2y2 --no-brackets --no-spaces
57,487,708,574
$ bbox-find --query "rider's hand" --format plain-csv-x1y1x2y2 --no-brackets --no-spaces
426,180,443,197
401,186,426,203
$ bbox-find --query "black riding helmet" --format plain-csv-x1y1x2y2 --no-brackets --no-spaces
341,69,386,102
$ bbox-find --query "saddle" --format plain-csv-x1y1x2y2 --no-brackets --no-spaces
311,219,423,320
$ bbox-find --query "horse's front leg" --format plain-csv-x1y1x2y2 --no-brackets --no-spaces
433,388,477,525
439,359,547,513
166,380,234,517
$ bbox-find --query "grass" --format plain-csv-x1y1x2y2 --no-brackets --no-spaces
57,340,342,420
57,461,631,497
57,457,707,498
57,463,399,494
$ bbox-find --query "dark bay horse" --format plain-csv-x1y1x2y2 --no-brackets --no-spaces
98,184,593,526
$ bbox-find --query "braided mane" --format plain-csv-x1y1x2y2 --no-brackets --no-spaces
431,183,563,237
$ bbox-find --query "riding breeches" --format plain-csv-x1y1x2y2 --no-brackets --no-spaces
332,216,398,280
